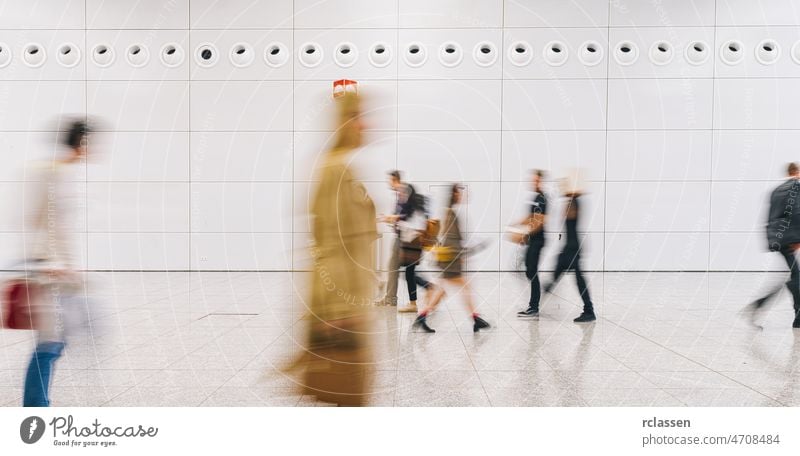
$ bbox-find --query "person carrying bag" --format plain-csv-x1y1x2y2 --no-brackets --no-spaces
397,187,437,313
510,170,549,318
6,120,92,407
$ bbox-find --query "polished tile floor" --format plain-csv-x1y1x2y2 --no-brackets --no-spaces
1,271,798,407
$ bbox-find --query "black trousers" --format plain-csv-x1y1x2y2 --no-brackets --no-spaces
755,248,800,321
548,248,594,314
405,262,431,301
525,240,545,309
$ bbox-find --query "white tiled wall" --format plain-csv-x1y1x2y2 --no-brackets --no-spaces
1,1,798,271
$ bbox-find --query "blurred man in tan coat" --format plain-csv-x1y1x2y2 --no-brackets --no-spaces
287,93,378,406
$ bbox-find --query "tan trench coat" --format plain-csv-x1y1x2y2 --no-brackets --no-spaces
291,148,378,406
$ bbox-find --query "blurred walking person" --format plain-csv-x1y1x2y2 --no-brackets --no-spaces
542,175,597,323
516,170,548,318
746,162,800,329
19,120,90,406
395,184,439,314
376,170,408,309
286,93,378,406
413,184,490,333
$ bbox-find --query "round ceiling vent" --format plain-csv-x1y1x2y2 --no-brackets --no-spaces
229,42,254,68
0,43,11,68
404,42,427,68
792,41,800,65
720,40,744,65
649,41,674,66
195,43,219,68
160,43,184,68
298,42,323,68
264,42,289,68
92,43,115,67
369,42,392,67
126,44,149,68
22,43,46,68
439,41,463,67
685,41,709,66
543,40,568,66
334,42,358,68
578,40,603,66
508,41,533,67
755,39,780,65
473,41,498,67
56,42,81,68
614,41,639,66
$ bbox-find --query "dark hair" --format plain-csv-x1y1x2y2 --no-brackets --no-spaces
405,184,427,216
533,169,546,179
789,162,799,176
448,183,463,207
64,120,90,149
388,170,401,181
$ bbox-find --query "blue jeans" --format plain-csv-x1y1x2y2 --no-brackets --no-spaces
23,341,65,407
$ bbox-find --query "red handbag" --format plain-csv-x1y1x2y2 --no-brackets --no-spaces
1,280,39,330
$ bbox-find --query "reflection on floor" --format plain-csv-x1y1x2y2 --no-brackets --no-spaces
1,271,798,407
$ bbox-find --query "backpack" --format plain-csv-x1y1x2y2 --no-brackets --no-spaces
409,193,439,249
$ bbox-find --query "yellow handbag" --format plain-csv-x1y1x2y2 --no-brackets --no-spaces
429,245,455,263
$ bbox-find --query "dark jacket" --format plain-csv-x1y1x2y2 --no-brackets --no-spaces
397,183,416,221
766,178,800,251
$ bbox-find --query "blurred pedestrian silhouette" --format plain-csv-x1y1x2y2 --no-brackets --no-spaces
285,93,378,406
746,162,800,329
413,184,490,333
543,171,596,323
16,120,90,406
375,170,404,307
514,169,549,318
377,173,438,313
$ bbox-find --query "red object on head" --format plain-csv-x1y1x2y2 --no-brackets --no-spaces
333,79,358,98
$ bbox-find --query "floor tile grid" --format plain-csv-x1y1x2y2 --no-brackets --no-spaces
86,275,279,406
574,274,784,406
196,324,303,407
96,322,249,406
3,272,799,406
194,274,305,406
502,288,682,406
494,272,778,405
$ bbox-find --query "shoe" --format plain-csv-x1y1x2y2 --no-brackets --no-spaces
398,302,418,313
752,297,769,310
413,315,435,333
573,312,596,323
374,298,397,307
473,316,491,332
516,307,539,318
741,301,765,329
